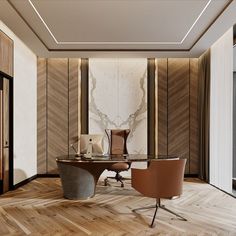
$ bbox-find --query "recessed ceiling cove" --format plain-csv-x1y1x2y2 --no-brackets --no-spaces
7,0,230,51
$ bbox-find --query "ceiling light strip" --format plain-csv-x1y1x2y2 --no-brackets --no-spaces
28,0,59,44
28,0,211,45
181,0,212,43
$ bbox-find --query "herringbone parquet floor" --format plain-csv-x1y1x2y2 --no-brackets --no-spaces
0,178,235,236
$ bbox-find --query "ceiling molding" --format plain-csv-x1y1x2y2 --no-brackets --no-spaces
28,0,211,45
7,0,49,50
3,0,234,54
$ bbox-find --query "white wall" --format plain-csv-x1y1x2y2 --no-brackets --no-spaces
0,21,37,184
210,28,233,193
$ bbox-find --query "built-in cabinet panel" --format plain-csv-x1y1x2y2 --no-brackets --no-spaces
47,59,69,174
37,58,47,174
157,58,199,175
0,31,13,77
37,58,80,174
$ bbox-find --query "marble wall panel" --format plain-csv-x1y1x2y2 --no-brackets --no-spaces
89,58,147,156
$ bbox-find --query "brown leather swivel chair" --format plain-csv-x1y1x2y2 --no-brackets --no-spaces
131,158,187,228
104,129,131,187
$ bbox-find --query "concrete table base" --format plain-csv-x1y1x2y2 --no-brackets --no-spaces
57,161,116,200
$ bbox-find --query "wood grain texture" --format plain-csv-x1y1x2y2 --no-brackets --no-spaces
0,91,2,180
0,31,13,77
47,58,69,174
68,59,79,154
157,59,168,155
190,59,199,174
37,58,47,174
168,59,190,173
0,178,235,235
3,79,9,193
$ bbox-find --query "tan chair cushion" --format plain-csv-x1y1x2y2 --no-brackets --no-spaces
107,162,130,171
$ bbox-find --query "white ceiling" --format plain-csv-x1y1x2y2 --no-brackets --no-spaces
0,0,235,57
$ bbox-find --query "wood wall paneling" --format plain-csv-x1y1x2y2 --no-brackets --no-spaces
147,58,156,155
37,58,47,174
37,58,80,174
68,59,79,154
37,57,199,175
168,58,190,174
0,31,13,77
190,59,199,174
47,58,69,174
157,59,168,156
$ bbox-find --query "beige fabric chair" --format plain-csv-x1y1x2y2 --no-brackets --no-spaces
104,129,130,187
131,158,187,227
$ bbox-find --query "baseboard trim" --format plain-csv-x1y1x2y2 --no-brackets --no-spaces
233,179,236,190
0,180,3,194
9,173,202,191
209,183,236,199
184,174,199,178
13,174,38,190
37,174,60,178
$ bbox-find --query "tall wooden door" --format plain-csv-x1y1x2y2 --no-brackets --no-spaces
0,77,10,193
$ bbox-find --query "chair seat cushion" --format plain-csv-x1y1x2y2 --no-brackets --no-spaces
107,162,130,171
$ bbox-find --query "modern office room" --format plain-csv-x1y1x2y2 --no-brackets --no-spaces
0,0,236,235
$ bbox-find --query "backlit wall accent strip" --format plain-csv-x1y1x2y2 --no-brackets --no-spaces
155,59,158,156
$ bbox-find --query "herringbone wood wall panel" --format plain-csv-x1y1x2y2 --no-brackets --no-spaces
157,59,168,155
157,58,199,175
47,58,69,174
190,59,199,174
168,59,190,174
37,58,80,174
37,58,47,174
69,59,79,154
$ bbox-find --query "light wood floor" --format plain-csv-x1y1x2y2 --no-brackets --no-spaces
0,178,236,236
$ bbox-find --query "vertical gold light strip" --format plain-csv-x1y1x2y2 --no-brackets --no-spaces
78,58,81,153
155,59,158,157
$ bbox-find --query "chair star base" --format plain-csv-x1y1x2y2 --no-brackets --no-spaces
132,199,187,228
104,173,130,187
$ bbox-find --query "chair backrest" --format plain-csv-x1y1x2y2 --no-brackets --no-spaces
132,159,186,198
105,129,130,155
